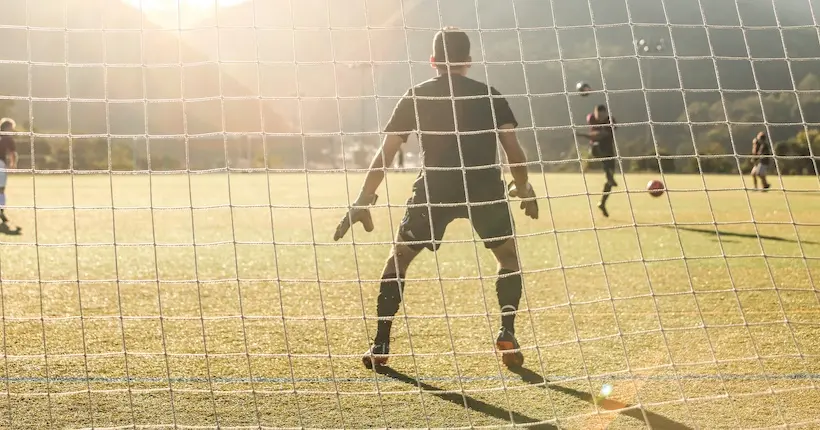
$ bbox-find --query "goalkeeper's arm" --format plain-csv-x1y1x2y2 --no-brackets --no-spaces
358,134,404,198
499,123,528,188
499,123,538,219
333,134,404,241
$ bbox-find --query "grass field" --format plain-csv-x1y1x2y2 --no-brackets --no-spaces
0,171,818,429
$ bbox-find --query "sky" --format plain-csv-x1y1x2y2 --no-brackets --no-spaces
121,0,249,10
120,0,250,27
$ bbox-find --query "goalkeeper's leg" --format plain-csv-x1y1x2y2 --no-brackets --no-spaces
475,202,525,368
363,204,448,369
490,238,525,368
362,239,420,369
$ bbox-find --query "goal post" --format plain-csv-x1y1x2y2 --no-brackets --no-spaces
0,0,817,429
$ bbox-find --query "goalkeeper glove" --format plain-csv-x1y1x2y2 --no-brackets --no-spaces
507,182,539,220
333,193,378,241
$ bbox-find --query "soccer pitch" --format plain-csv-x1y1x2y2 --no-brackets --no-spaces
0,171,818,429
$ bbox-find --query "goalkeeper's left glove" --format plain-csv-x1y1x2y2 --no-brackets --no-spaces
333,193,378,241
507,182,539,220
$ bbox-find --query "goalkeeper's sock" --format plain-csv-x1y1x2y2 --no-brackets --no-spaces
375,273,404,344
496,269,522,334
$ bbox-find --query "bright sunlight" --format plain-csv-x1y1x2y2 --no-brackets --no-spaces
121,0,248,10
120,0,249,27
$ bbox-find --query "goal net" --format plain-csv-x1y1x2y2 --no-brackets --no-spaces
0,0,818,428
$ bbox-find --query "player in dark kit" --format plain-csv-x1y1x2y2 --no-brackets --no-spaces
751,131,771,191
576,104,618,217
0,118,17,226
333,28,539,369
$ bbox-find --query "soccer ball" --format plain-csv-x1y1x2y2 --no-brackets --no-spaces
576,81,591,96
647,179,665,197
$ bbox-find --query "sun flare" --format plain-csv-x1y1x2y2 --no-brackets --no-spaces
121,0,248,11
120,0,249,27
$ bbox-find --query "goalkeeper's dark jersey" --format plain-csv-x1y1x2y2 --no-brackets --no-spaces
384,74,517,204
587,113,616,157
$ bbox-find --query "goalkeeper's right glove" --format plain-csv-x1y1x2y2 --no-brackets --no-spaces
333,193,378,241
507,182,539,220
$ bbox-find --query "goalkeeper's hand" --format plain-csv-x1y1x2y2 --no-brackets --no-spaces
333,193,378,241
507,182,539,220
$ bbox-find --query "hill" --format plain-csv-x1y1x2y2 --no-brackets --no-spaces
0,0,294,170
2,0,817,171
201,0,820,172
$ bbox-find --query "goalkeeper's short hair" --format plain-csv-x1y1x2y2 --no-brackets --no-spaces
432,27,471,69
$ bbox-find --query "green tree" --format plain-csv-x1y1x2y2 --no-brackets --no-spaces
631,149,676,173
786,129,820,175
689,142,736,174
150,155,181,171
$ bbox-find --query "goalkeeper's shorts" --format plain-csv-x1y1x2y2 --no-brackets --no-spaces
398,198,514,252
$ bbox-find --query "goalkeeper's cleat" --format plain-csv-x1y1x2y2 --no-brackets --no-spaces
496,327,524,369
597,202,609,218
362,342,390,369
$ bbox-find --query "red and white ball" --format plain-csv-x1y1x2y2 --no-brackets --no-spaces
647,179,665,197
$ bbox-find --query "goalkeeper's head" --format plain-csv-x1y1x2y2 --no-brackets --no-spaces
431,27,471,74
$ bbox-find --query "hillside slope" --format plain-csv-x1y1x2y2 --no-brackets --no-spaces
0,0,292,139
201,0,820,165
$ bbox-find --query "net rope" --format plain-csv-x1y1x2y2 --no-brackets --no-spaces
0,0,817,428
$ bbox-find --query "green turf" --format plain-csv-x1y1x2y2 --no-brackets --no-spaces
0,171,818,429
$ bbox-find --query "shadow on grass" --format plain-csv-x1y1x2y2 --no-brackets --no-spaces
0,223,21,235
377,366,556,429
663,225,819,246
510,367,693,430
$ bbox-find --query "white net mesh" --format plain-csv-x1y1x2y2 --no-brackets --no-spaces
0,0,818,428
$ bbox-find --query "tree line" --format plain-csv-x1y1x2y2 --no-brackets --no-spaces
568,73,820,176
5,73,820,175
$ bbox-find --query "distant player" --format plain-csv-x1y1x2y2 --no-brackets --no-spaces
0,118,17,225
576,104,618,217
751,131,771,191
333,28,539,369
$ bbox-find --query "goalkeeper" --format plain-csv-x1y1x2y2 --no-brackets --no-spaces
333,28,538,370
